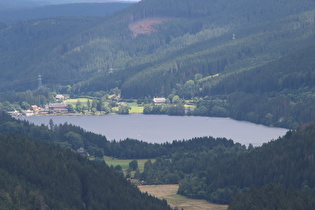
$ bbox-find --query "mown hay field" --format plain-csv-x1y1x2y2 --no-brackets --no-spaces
138,184,228,210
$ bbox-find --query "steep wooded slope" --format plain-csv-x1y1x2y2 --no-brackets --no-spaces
1,0,314,93
193,45,315,128
0,114,171,209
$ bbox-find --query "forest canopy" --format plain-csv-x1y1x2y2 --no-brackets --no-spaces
0,134,171,209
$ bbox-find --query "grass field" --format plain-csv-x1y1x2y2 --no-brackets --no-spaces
112,102,144,114
104,156,153,172
138,185,228,210
129,105,144,114
65,98,90,106
124,102,144,114
184,104,196,108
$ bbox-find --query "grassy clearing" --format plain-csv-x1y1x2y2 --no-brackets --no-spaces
125,102,144,114
129,105,144,114
104,156,153,172
112,107,119,112
113,103,144,114
138,185,228,210
184,104,196,108
65,98,90,106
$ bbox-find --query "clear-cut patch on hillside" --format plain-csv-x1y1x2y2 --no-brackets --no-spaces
129,18,169,37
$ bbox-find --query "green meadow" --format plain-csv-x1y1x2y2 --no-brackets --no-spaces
128,103,144,114
111,102,144,114
104,156,154,173
65,98,91,106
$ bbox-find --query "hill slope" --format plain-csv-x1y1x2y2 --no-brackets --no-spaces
1,0,314,92
0,119,171,209
0,0,315,127
137,122,315,205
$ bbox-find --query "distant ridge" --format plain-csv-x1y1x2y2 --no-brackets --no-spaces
0,0,44,9
0,2,133,22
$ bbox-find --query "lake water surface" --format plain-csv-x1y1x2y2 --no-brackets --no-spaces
19,114,288,146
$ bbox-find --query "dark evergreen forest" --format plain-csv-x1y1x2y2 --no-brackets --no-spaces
140,122,315,205
0,115,171,209
228,184,315,210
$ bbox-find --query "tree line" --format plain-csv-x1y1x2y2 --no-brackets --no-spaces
137,122,315,205
0,133,171,209
0,112,234,159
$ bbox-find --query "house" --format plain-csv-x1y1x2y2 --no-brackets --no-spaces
55,94,65,102
153,97,166,105
77,147,88,156
30,105,39,115
48,103,68,114
30,105,39,111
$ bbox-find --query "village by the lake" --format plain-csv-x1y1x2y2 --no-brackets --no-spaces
8,93,195,117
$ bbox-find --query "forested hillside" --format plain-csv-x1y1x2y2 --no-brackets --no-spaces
0,128,171,209
228,184,315,210
1,0,315,128
139,122,315,205
194,45,315,128
1,0,313,92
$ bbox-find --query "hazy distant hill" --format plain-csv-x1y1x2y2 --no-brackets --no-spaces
0,0,135,8
0,0,44,9
0,2,133,22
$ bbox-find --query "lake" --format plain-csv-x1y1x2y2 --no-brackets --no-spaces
18,114,288,146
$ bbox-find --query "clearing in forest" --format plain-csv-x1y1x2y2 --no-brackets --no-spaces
104,156,153,172
129,18,169,37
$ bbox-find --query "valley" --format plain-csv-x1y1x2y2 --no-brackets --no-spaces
1,0,315,209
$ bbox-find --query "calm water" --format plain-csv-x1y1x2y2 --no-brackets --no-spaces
18,114,288,146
